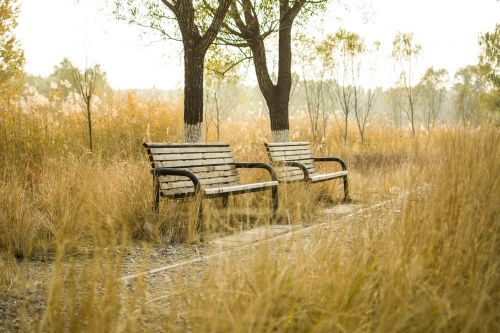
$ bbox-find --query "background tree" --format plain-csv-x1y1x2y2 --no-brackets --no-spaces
0,0,25,105
204,52,241,141
326,30,365,145
385,87,405,128
215,0,327,142
295,34,329,142
478,24,499,89
416,67,448,133
453,65,488,125
71,64,107,154
112,0,232,142
352,41,380,146
43,58,79,110
392,32,421,135
477,24,499,118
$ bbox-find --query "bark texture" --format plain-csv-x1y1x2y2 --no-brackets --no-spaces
161,0,231,142
229,0,306,142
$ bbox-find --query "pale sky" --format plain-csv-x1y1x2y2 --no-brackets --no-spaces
15,0,500,90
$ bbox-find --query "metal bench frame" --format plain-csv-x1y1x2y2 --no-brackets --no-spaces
264,142,350,201
144,142,279,230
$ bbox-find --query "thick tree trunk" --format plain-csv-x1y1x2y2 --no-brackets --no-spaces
249,20,293,143
184,52,205,143
268,95,291,142
230,1,305,143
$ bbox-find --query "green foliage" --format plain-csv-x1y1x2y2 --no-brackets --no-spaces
111,0,225,41
416,67,448,130
211,0,328,78
453,65,492,123
0,0,25,101
24,58,111,105
392,32,421,61
50,58,77,102
479,24,499,89
334,29,365,55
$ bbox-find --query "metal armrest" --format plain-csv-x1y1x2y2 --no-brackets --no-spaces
313,157,347,171
151,167,201,193
235,162,278,181
272,161,310,180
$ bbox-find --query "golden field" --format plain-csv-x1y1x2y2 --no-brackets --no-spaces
0,94,498,332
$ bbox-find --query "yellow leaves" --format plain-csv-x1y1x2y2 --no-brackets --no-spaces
0,0,25,101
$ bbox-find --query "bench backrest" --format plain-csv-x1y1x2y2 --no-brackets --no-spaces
265,142,317,182
143,143,241,196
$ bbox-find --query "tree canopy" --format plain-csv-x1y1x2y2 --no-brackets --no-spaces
0,0,25,101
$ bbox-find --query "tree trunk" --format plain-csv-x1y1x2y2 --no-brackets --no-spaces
184,52,205,143
86,98,93,153
268,94,291,142
250,20,293,142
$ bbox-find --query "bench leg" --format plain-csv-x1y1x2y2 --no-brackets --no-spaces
342,176,350,202
222,195,229,208
196,196,205,234
271,186,279,218
153,179,160,213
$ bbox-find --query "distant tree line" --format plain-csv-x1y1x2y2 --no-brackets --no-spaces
1,0,498,149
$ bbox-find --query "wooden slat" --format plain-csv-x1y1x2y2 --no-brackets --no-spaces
160,175,241,190
149,146,231,154
151,152,233,162
157,157,235,168
269,149,312,157
266,144,310,152
276,171,317,181
184,164,236,173
309,171,348,182
204,181,278,195
145,142,229,148
155,164,238,175
275,165,317,174
265,142,309,147
158,170,238,183
160,187,195,196
269,155,313,162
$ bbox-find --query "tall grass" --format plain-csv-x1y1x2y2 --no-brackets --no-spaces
0,92,498,331
162,126,499,332
1,94,413,258
33,125,498,332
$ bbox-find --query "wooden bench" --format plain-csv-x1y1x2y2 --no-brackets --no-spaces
264,142,349,201
143,143,279,228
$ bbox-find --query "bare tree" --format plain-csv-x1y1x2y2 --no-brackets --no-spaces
385,87,405,128
416,67,448,133
392,32,421,136
203,51,241,141
353,87,378,146
295,34,329,142
71,64,105,154
326,30,365,145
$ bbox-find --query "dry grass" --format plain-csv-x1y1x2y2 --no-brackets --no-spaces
161,126,499,332
0,99,413,258
0,95,498,331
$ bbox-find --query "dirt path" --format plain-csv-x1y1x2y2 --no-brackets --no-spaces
0,198,402,331
122,199,401,331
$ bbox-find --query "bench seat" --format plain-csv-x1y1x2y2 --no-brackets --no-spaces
204,181,279,196
309,171,348,183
